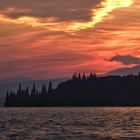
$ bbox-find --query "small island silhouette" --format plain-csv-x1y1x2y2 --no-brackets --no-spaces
4,73,140,107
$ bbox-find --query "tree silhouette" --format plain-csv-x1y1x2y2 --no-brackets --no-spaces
41,84,47,94
78,73,81,80
82,73,86,80
4,73,140,107
48,81,53,93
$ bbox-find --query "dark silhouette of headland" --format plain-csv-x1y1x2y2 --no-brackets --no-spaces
4,73,140,107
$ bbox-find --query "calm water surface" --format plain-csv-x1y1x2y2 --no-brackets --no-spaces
0,107,140,140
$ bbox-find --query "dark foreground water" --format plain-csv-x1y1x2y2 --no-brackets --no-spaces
0,107,140,140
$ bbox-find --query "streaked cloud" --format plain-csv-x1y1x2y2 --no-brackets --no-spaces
0,0,133,32
0,0,139,79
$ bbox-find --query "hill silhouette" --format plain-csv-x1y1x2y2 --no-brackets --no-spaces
4,73,140,107
105,65,140,76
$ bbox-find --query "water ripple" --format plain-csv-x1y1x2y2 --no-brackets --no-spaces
0,107,140,140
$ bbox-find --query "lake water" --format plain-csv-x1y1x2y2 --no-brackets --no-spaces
0,107,140,140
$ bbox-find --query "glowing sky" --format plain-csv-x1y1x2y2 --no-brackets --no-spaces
0,0,139,79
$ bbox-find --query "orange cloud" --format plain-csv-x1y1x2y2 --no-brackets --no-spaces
0,0,133,33
0,0,139,79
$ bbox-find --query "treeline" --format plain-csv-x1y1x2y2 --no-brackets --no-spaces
4,73,140,107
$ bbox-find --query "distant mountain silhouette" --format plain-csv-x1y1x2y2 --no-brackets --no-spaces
105,65,140,76
4,73,140,107
0,77,32,85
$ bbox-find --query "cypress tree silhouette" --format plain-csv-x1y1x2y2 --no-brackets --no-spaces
93,73,97,78
138,72,140,77
48,82,53,93
17,83,22,95
31,84,36,96
30,84,38,106
82,73,86,80
88,73,94,80
25,87,29,96
41,84,47,94
78,73,81,80
72,73,77,80
4,91,9,107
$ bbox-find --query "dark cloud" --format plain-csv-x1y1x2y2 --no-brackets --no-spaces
0,0,101,21
110,55,140,65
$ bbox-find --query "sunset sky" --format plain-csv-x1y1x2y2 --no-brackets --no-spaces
0,0,140,79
